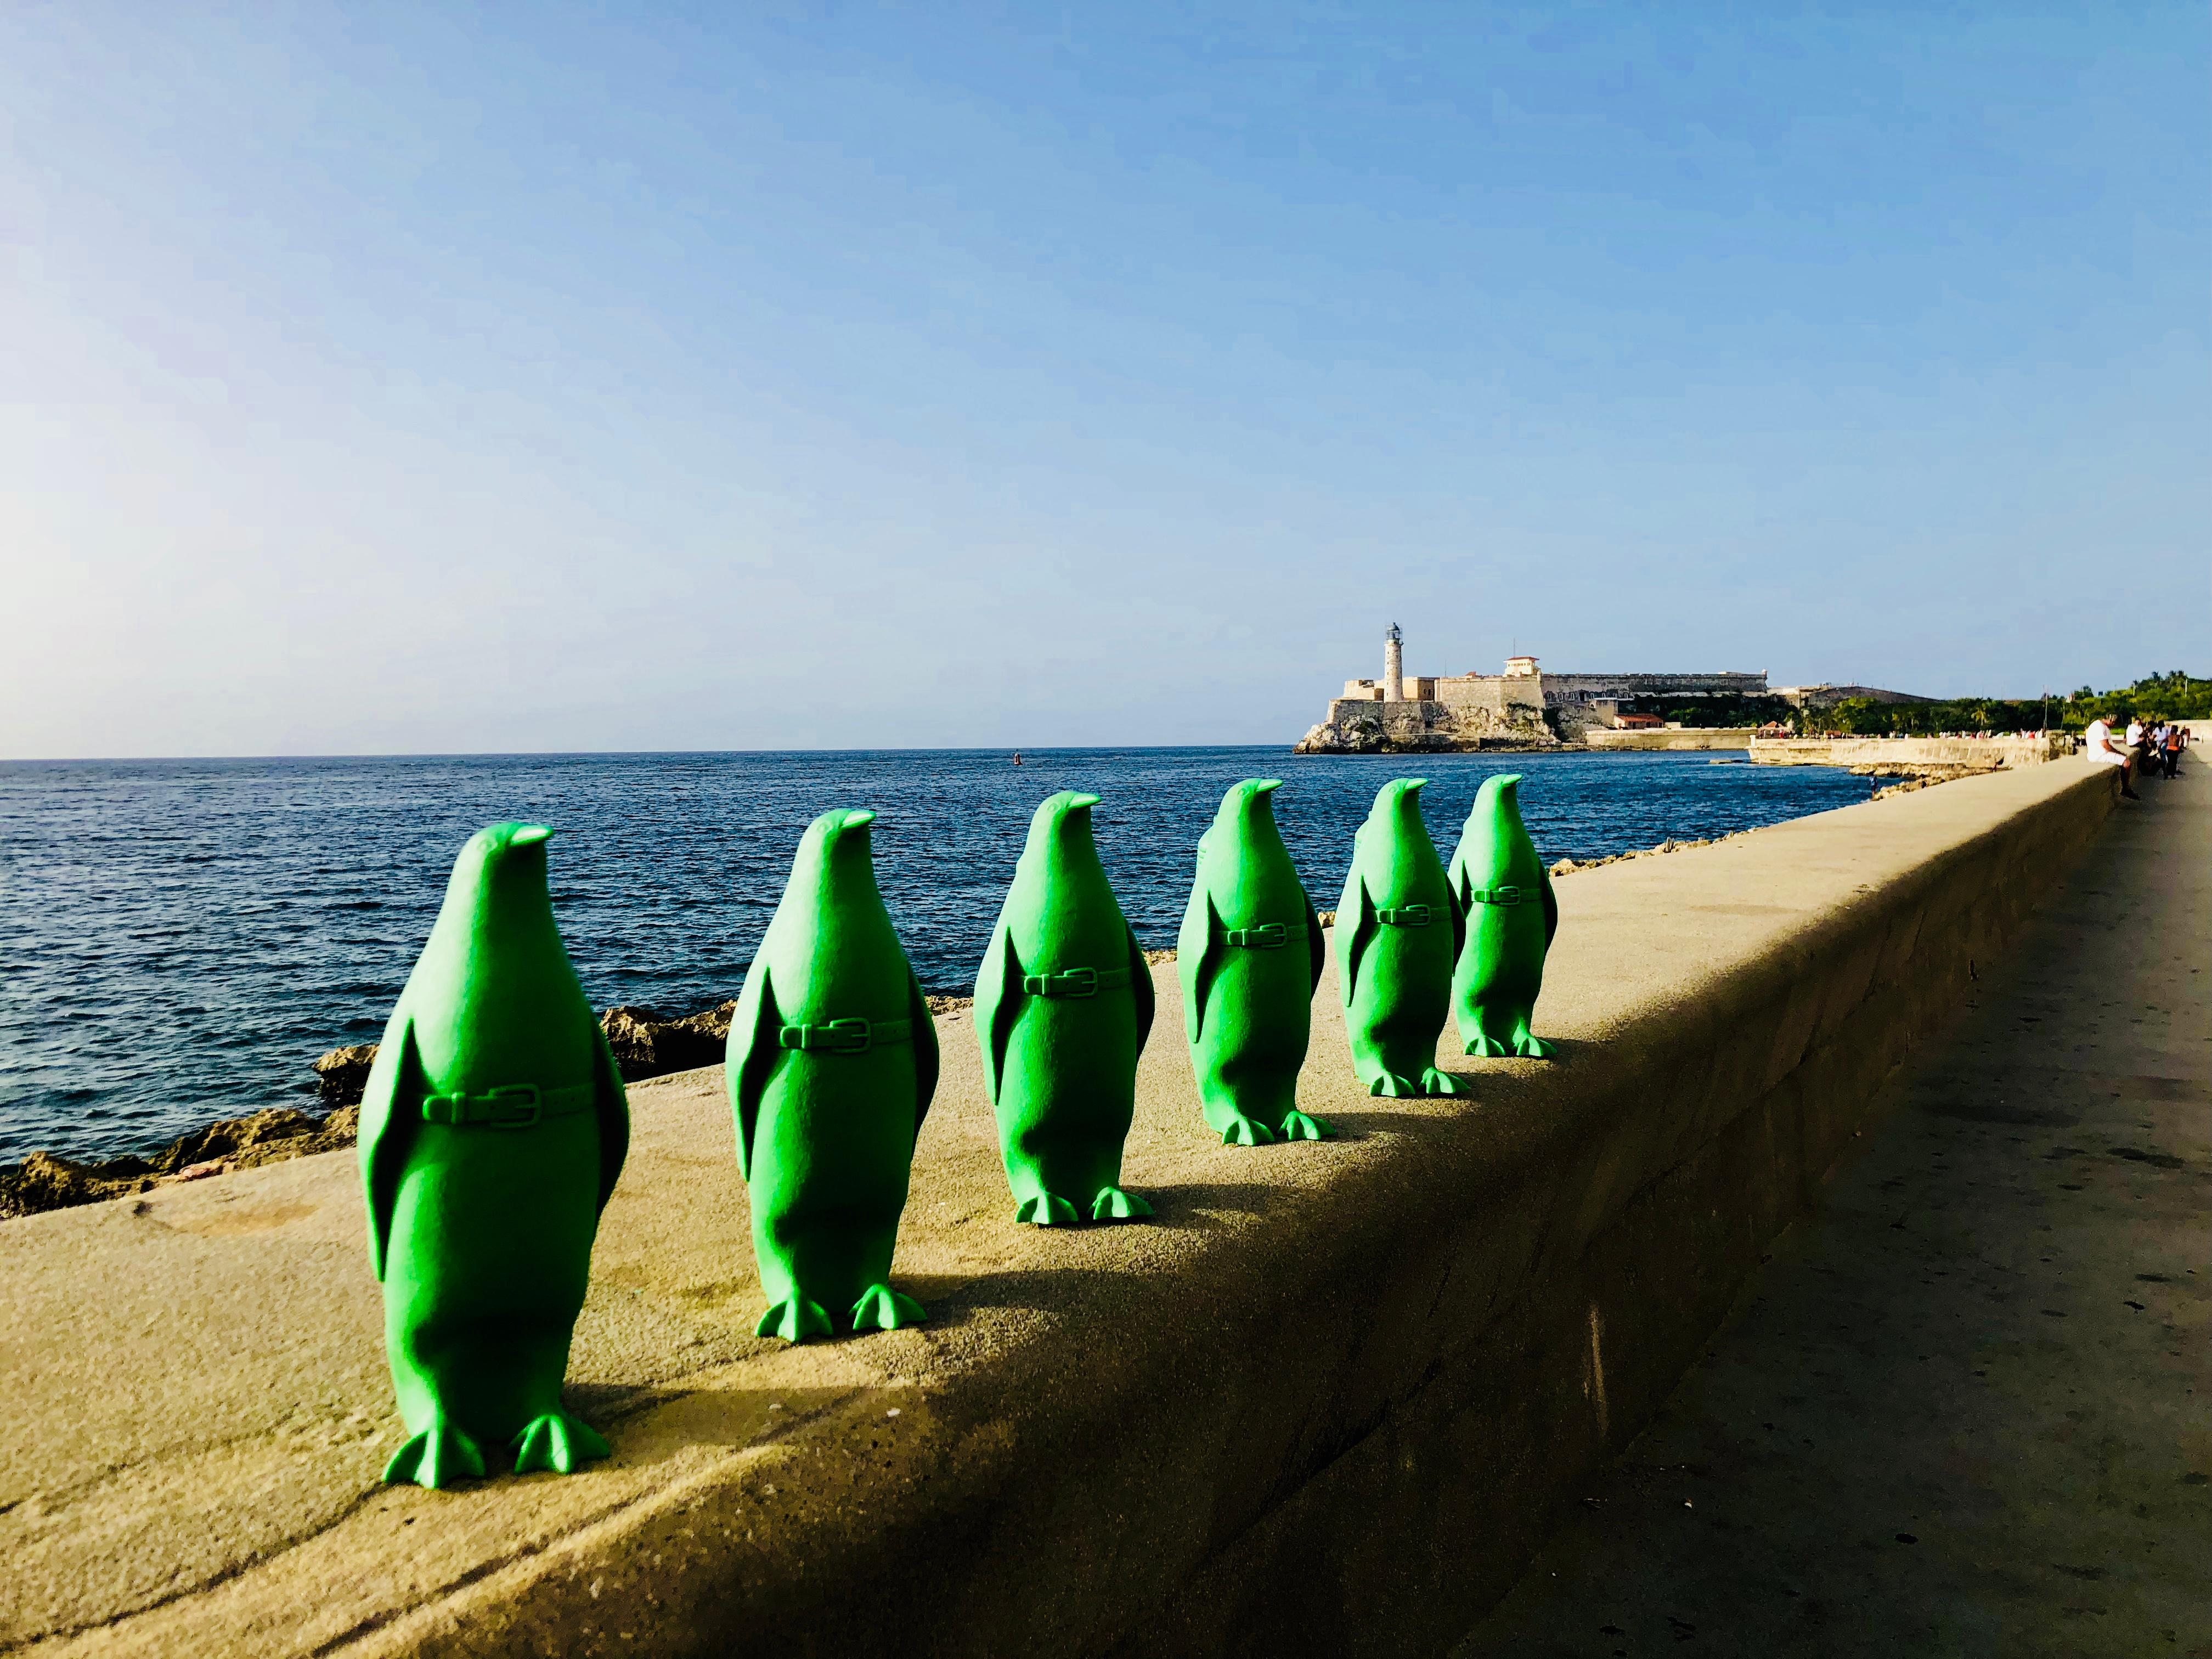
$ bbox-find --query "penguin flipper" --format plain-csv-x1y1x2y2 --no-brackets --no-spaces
358,1013,423,1284
907,974,940,1135
1124,924,1156,1054
589,1023,630,1214
1339,876,1379,1007
1539,864,1559,949
973,920,1022,1105
726,962,783,1184
1305,896,1327,995
1180,893,1226,1044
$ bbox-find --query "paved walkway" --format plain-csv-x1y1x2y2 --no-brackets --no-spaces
1455,757,2209,1658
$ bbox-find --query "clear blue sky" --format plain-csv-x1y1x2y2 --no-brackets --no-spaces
2,3,2203,756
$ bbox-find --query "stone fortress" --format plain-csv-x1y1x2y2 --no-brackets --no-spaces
1294,624,1778,752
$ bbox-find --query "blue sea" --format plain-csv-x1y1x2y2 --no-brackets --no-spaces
0,748,1873,1163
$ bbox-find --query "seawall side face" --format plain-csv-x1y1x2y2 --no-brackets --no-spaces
1750,734,2069,769
1,762,2119,1658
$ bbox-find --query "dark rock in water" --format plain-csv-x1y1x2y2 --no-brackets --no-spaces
600,1002,736,1082
318,1003,743,1098
311,1043,380,1107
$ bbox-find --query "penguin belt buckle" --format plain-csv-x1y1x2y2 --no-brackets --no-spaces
1227,922,1289,949
1471,885,1524,907
1024,966,1099,998
423,1084,541,1128
780,1018,873,1054
1378,904,1432,927
479,1084,543,1128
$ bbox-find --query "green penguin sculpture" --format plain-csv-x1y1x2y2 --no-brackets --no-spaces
974,791,1156,1226
358,822,630,1490
726,808,939,1342
1177,778,1333,1146
1446,772,1560,1058
1335,777,1467,1097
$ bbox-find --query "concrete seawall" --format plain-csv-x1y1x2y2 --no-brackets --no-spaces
1750,733,2070,770
1,761,2121,1658
1581,726,1754,752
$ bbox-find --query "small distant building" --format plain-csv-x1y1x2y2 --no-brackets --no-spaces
1613,713,1665,730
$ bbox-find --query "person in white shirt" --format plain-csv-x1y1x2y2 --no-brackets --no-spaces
2125,718,2146,750
2085,716,2140,799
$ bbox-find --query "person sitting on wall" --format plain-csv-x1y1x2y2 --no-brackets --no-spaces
2084,713,2139,800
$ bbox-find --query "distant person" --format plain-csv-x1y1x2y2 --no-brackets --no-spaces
2162,723,2183,778
2125,717,2146,752
2084,714,2139,799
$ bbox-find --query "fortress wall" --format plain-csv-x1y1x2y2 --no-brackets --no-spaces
1541,672,1769,703
1,763,2121,1659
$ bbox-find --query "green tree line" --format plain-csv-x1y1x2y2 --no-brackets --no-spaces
1805,670,2208,737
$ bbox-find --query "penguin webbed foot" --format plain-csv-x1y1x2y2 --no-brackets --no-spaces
1216,1112,1277,1147
755,1295,836,1344
1368,1071,1424,1099
511,1411,611,1477
1462,1032,1515,1058
850,1283,927,1333
1276,1109,1334,1142
1014,1191,1081,1227
1511,1031,1556,1059
1419,1067,1467,1097
382,1420,487,1489
1090,1186,1153,1223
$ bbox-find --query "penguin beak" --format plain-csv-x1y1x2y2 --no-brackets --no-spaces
1403,778,1429,792
840,809,878,831
509,824,553,848
1070,793,1102,810
1253,778,1284,794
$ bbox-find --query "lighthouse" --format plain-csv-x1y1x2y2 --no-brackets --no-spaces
1383,622,1404,703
